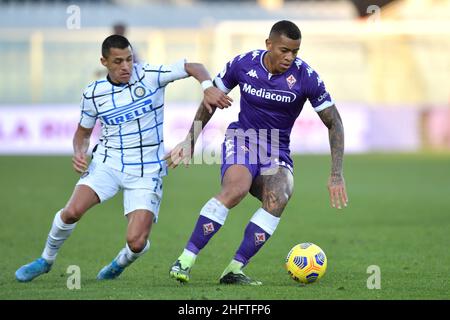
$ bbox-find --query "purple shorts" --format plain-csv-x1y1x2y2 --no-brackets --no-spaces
220,128,293,181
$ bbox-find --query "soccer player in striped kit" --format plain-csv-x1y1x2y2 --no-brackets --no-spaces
166,21,348,285
15,35,232,282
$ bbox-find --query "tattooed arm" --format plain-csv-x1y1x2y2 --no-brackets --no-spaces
164,103,217,169
317,105,348,209
187,102,217,151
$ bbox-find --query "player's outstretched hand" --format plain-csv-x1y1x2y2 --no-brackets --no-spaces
163,139,193,169
203,87,233,114
327,174,348,210
72,152,88,174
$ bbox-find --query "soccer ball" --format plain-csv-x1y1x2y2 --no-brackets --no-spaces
285,242,327,284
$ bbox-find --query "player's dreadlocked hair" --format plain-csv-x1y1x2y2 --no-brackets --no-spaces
269,20,301,40
102,35,132,58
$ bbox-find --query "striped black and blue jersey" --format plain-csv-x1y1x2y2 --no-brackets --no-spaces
79,59,189,177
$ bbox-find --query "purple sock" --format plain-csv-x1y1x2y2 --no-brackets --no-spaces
234,222,271,266
186,215,222,254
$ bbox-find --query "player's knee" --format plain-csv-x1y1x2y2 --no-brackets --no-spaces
127,235,147,253
61,206,85,224
218,186,249,208
263,191,290,216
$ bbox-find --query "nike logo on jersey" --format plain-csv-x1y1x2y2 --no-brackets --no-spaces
98,101,108,107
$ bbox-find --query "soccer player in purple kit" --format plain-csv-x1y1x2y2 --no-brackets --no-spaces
165,20,348,285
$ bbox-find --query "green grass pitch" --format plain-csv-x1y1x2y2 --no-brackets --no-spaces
0,153,449,300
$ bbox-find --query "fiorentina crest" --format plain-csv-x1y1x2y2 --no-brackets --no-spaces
254,232,266,246
203,222,215,235
286,74,296,89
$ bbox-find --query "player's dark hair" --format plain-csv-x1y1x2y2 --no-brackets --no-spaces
102,35,132,58
269,20,301,40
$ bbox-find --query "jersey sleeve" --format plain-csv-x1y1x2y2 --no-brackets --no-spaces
144,59,189,88
79,94,97,129
304,67,334,112
213,55,241,94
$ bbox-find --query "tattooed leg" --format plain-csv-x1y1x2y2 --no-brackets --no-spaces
229,167,294,271
250,166,294,217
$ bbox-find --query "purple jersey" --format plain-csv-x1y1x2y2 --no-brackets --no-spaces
214,49,334,150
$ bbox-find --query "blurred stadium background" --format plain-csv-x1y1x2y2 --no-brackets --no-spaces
1,0,449,300
1,0,449,154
